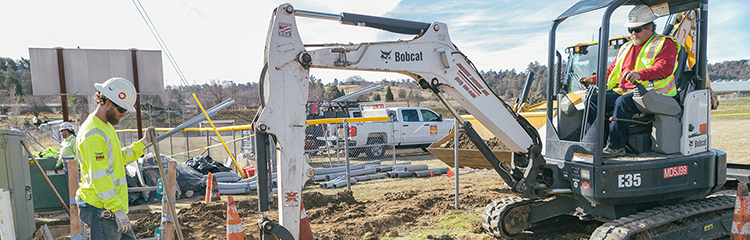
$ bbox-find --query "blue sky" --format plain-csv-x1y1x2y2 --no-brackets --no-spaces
1,0,747,87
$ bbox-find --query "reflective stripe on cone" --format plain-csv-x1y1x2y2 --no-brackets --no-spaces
226,196,247,240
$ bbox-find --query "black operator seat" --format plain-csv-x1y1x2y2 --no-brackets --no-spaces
630,47,688,154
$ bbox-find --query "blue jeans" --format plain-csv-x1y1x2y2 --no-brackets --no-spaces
587,90,640,149
79,204,136,240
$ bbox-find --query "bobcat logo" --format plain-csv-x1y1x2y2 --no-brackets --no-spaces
380,50,392,63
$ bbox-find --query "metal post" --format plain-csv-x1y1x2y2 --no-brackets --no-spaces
344,119,351,190
206,131,210,156
55,48,70,122
454,123,459,209
391,116,396,165
186,131,190,160
130,49,144,139
334,124,341,166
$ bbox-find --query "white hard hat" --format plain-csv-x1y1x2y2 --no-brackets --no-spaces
59,122,76,132
94,77,137,112
624,5,659,28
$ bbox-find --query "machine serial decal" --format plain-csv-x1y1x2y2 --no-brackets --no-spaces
663,165,688,178
617,173,642,188
278,23,292,37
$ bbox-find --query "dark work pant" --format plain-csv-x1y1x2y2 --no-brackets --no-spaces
79,204,136,240
586,90,640,149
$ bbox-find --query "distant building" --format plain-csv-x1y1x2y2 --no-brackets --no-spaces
711,79,750,99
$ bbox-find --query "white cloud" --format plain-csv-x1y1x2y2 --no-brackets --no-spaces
1,0,747,87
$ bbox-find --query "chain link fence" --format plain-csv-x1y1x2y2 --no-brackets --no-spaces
303,120,397,168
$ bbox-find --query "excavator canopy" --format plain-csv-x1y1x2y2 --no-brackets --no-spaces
557,0,700,20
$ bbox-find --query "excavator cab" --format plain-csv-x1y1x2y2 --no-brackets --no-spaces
484,0,735,239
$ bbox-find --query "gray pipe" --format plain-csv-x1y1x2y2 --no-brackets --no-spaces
402,164,429,172
218,187,248,195
387,171,415,178
314,163,364,175
331,178,357,189
212,172,238,178
218,182,252,189
413,168,450,178
215,176,240,183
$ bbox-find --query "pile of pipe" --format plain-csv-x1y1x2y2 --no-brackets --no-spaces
315,161,451,189
213,172,277,195
214,162,454,194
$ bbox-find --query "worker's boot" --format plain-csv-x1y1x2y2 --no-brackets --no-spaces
603,147,626,158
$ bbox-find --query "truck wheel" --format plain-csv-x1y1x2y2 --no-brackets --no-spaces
348,148,361,158
365,139,386,159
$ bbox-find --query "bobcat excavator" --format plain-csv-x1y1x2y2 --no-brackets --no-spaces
252,0,748,239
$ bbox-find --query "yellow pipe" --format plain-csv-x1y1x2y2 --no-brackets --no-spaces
305,116,389,125
191,94,246,178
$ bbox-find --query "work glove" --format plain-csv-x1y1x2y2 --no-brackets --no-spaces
54,164,63,173
113,209,131,233
140,126,156,145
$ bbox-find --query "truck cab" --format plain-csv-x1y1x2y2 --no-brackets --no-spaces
386,107,454,147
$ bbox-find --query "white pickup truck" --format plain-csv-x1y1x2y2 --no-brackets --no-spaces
338,107,455,158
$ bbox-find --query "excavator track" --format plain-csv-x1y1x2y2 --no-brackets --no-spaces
481,197,544,238
590,195,736,240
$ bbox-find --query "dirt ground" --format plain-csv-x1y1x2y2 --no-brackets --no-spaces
36,119,746,240
125,150,598,240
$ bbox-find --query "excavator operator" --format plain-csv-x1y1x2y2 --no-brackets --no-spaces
578,5,680,157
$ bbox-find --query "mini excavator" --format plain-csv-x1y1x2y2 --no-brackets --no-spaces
252,1,749,239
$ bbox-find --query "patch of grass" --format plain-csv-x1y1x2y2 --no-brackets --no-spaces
712,97,750,116
379,210,485,240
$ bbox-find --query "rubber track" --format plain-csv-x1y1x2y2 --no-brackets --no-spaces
590,195,736,240
481,197,538,238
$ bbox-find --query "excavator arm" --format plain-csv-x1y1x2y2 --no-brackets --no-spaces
255,3,548,239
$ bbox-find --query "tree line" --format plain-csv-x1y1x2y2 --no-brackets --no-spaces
1,56,747,126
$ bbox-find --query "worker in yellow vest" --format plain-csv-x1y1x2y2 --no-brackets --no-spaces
579,5,680,158
55,122,77,181
75,77,155,239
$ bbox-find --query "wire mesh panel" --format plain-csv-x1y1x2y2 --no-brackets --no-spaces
304,121,395,168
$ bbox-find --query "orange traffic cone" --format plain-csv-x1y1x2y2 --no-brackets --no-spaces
733,182,750,239
300,202,315,240
205,172,221,203
226,196,247,240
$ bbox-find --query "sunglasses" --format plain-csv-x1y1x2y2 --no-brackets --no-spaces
112,102,128,113
628,26,645,34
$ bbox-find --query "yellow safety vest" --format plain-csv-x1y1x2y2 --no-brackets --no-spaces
608,34,681,97
75,114,145,213
56,134,77,167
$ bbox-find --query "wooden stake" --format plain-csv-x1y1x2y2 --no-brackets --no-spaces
150,132,185,240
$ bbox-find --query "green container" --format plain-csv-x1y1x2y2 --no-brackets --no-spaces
29,156,70,212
